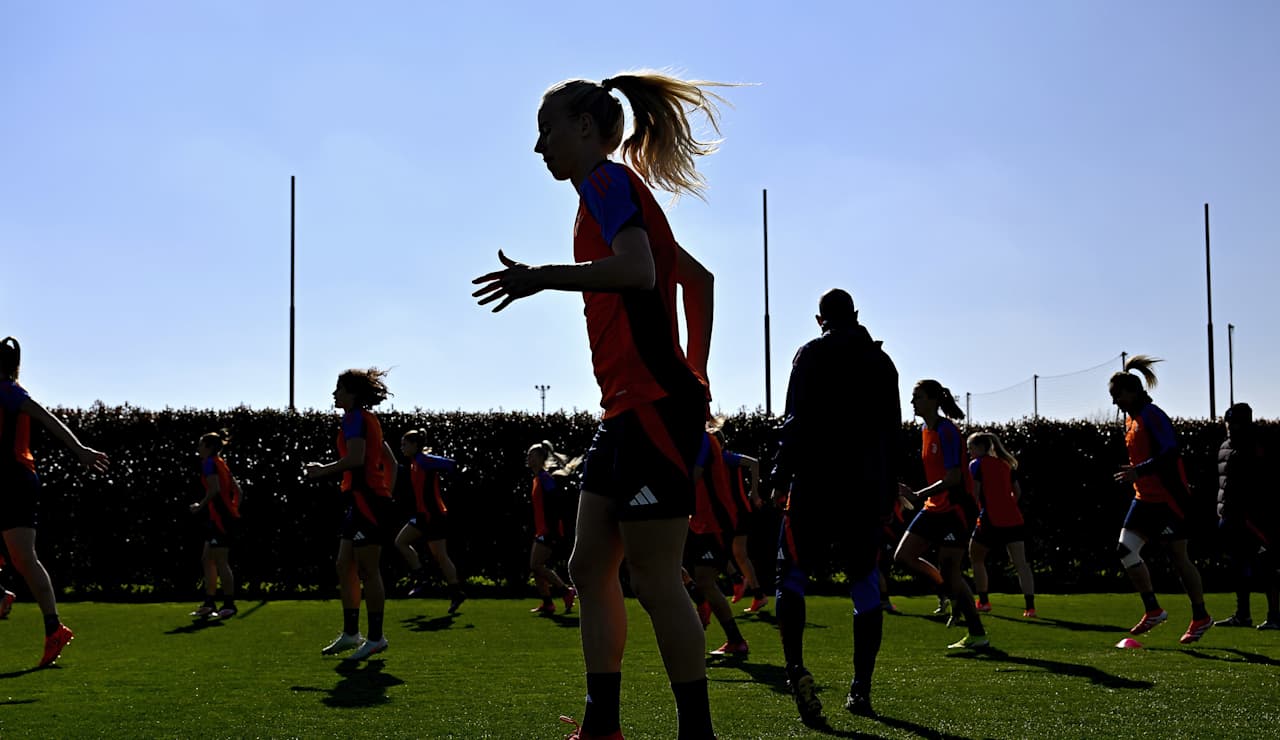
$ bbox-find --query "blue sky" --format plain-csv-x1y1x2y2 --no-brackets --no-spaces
4,1,1277,421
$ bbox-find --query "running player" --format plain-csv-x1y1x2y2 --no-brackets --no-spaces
393,428,466,613
966,431,1036,617
1110,355,1212,643
526,440,577,616
187,428,242,620
0,336,109,666
771,289,903,721
687,430,750,657
895,379,989,650
304,368,400,661
473,71,727,740
709,422,767,614
1213,403,1280,630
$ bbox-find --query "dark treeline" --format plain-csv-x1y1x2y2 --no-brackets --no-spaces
15,405,1273,600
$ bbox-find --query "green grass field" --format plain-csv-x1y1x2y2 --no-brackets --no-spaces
1,593,1277,738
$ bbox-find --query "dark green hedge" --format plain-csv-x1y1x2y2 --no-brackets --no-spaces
11,406,1273,600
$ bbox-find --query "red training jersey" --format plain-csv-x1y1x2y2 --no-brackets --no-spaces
970,456,1023,528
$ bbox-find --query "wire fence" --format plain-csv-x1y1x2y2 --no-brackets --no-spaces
964,353,1125,423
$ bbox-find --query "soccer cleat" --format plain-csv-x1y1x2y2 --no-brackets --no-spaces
1256,618,1280,631
844,690,875,717
40,624,74,667
1179,616,1213,644
345,636,388,661
1022,608,1038,618
731,582,746,604
1213,614,1252,628
743,595,769,614
787,671,823,724
563,586,577,614
407,582,431,598
709,640,749,657
975,601,992,613
448,592,467,614
697,601,712,629
321,631,365,655
190,604,215,618
214,605,238,620
1,589,16,619
947,634,991,650
531,602,556,615
559,715,625,740
946,613,965,629
1129,609,1168,635
933,598,951,616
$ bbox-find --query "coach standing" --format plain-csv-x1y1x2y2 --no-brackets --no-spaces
770,288,903,723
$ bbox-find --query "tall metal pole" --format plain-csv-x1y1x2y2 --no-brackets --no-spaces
289,175,296,412
1033,374,1039,419
965,392,971,422
1228,323,1235,406
763,189,772,416
1205,203,1216,419
535,384,550,415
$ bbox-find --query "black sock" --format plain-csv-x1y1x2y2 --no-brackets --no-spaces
368,611,385,642
752,586,766,600
1191,601,1208,621
978,592,989,605
730,571,744,585
582,672,622,735
43,613,61,636
221,599,236,610
1235,591,1251,617
1140,592,1160,612
720,617,745,644
852,608,884,690
542,596,554,607
202,596,216,608
776,587,806,669
343,607,360,635
411,567,428,580
672,678,714,740
1024,593,1035,610
450,584,465,598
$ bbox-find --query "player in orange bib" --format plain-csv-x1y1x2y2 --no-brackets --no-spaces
0,337,109,667
305,368,400,661
1110,355,1211,643
473,71,732,740
526,440,579,616
895,379,988,650
965,432,1036,617
187,428,242,620
394,428,466,613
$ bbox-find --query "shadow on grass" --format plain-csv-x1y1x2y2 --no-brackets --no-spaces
870,713,978,740
740,610,829,629
707,657,792,696
986,612,1121,634
0,666,44,680
164,618,226,635
1156,646,1280,667
401,613,471,632
947,647,1154,689
234,600,268,620
290,660,405,708
0,698,37,705
544,612,581,629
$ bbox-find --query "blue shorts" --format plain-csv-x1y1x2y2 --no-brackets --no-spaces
1123,499,1186,542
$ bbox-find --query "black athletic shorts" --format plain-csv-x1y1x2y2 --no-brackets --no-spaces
1123,499,1186,542
406,512,450,542
339,492,397,547
684,531,730,572
0,467,39,532
580,394,705,522
971,521,1027,549
906,509,968,549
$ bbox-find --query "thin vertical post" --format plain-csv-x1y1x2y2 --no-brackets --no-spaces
1228,323,1235,406
535,384,550,415
763,189,772,416
289,175,296,412
1033,374,1039,419
1205,203,1216,419
965,392,971,422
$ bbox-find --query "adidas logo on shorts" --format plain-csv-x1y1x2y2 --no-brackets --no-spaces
353,531,367,542
627,486,659,508
701,551,716,561
1161,527,1175,537
943,533,956,542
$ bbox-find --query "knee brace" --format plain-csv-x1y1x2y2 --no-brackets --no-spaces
849,568,881,616
1117,530,1146,569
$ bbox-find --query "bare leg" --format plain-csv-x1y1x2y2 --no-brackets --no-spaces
1167,539,1205,604
395,525,423,571
894,532,943,586
336,540,361,610
568,492,626,673
427,539,459,585
210,547,234,598
3,528,58,615
620,517,704,683
353,545,384,614
1006,541,1034,599
201,542,218,597
731,535,759,589
969,539,991,596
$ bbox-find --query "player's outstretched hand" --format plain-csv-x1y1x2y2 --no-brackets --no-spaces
472,250,543,313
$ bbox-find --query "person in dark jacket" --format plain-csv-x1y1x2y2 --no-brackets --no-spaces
1213,403,1279,630
770,289,902,722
